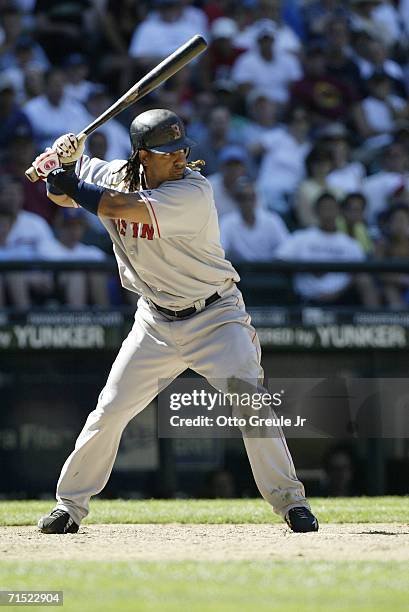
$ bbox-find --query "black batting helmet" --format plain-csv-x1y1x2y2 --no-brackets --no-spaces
130,109,196,153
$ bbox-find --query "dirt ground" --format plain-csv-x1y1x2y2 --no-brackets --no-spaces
1,524,409,562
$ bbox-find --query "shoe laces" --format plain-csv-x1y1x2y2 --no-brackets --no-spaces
291,507,311,518
50,509,69,518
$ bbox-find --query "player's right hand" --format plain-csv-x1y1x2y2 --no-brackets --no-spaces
32,149,61,180
52,132,87,164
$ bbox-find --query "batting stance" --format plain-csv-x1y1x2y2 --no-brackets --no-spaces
32,109,318,534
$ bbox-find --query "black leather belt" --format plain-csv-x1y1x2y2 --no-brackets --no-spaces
152,292,220,318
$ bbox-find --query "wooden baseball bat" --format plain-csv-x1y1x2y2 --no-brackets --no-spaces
25,34,207,182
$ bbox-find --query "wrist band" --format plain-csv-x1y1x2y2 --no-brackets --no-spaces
47,169,105,216
47,181,65,195
47,163,77,196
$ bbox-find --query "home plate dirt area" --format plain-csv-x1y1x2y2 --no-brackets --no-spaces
1,523,409,562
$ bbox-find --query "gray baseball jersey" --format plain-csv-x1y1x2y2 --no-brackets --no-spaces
77,155,239,309
50,154,311,527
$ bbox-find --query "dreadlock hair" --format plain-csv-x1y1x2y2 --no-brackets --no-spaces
114,150,144,192
114,150,206,193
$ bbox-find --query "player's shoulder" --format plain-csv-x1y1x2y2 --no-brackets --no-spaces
184,167,209,183
186,169,214,202
161,168,212,195
83,156,127,172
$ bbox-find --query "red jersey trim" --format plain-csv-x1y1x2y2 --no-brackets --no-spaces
72,156,84,208
140,191,161,238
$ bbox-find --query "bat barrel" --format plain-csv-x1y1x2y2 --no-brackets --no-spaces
82,35,207,136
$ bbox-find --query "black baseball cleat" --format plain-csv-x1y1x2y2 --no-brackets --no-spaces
38,509,79,534
285,507,319,533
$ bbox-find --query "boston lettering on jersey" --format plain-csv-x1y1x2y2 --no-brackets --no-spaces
114,219,155,240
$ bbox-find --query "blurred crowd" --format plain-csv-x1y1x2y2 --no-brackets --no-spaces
1,0,409,309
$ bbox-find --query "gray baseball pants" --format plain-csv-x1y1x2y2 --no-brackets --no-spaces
54,284,309,525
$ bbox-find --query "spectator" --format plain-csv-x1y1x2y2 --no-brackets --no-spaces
203,0,231,24
401,0,409,38
100,0,147,57
362,142,409,224
318,123,367,193
293,145,343,227
277,192,379,306
150,0,208,39
84,87,131,162
23,65,45,102
199,17,244,91
64,53,95,104
129,0,200,68
375,203,409,309
0,174,53,249
353,72,409,150
13,34,50,73
34,0,91,64
210,78,240,117
323,16,363,92
240,89,279,159
1,131,56,225
355,37,406,96
0,176,54,307
208,146,249,219
231,19,302,105
350,28,375,73
337,192,374,254
394,121,409,152
220,176,289,262
371,0,402,48
0,73,32,153
291,41,358,127
154,65,196,122
302,0,351,42
192,106,241,176
0,205,37,309
23,67,90,149
0,5,49,71
257,105,311,216
321,444,365,497
41,209,110,308
87,132,108,161
91,0,142,95
255,1,302,57
186,90,217,143
235,4,302,57
349,0,401,49
1,36,49,104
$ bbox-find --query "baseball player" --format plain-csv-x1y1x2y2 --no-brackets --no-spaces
32,109,318,534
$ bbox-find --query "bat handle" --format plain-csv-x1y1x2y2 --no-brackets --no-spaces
25,165,40,183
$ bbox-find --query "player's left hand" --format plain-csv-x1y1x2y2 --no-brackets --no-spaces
32,149,61,180
53,133,87,164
